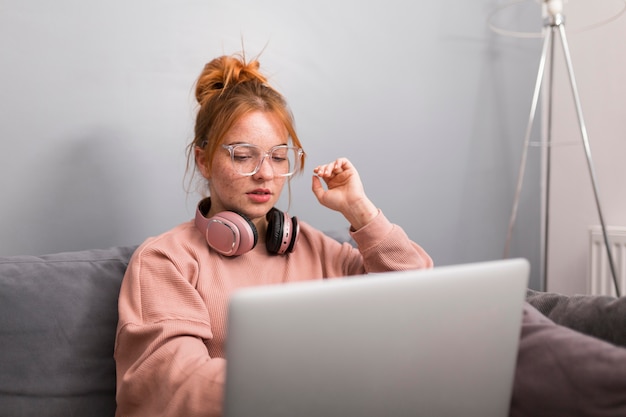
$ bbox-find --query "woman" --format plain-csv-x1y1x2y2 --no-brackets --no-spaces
114,53,433,417
115,53,626,417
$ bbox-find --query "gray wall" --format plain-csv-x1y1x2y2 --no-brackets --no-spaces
0,1,543,288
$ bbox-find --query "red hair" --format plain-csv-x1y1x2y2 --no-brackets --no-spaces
186,54,304,191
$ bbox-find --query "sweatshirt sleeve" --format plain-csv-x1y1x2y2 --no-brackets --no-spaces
114,245,225,417
348,210,433,273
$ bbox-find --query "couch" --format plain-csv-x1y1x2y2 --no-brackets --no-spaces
0,246,137,417
1,244,625,417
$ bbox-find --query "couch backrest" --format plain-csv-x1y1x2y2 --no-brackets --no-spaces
0,246,137,417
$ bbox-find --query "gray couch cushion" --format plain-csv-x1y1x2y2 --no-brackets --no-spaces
0,246,136,417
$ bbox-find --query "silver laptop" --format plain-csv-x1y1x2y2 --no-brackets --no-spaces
224,258,529,417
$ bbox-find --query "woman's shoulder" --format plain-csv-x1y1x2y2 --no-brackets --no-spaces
132,220,204,262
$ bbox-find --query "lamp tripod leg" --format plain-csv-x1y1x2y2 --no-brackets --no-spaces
556,24,621,297
504,28,552,262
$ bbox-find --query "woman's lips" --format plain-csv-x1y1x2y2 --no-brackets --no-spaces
247,189,272,203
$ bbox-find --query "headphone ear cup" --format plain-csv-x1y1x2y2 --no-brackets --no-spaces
265,208,298,255
206,211,258,256
265,208,284,254
286,216,299,253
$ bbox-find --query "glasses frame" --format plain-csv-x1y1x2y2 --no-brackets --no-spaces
221,143,304,177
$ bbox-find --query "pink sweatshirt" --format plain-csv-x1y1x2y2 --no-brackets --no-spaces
114,210,432,417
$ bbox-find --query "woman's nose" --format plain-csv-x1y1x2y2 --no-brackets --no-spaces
254,155,274,179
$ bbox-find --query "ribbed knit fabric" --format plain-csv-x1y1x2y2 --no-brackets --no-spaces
114,211,432,417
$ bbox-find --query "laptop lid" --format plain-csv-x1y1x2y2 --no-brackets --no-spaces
224,258,529,417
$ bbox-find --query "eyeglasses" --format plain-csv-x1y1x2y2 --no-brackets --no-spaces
222,143,304,177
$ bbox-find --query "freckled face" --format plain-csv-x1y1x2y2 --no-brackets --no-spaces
202,111,289,222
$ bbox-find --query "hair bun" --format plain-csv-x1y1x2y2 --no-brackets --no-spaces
195,54,268,106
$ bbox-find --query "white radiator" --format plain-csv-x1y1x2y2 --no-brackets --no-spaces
589,226,626,296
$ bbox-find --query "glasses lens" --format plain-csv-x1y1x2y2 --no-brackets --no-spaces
270,146,300,176
230,145,301,176
231,145,260,175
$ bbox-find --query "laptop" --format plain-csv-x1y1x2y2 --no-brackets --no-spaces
224,258,529,417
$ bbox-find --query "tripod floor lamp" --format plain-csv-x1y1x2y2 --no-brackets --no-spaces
490,0,626,296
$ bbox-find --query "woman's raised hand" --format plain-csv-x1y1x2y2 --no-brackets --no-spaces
311,157,378,230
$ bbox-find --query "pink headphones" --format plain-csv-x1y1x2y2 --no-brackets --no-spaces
194,197,299,256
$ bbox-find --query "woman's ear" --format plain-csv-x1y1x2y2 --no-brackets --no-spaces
194,146,211,180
